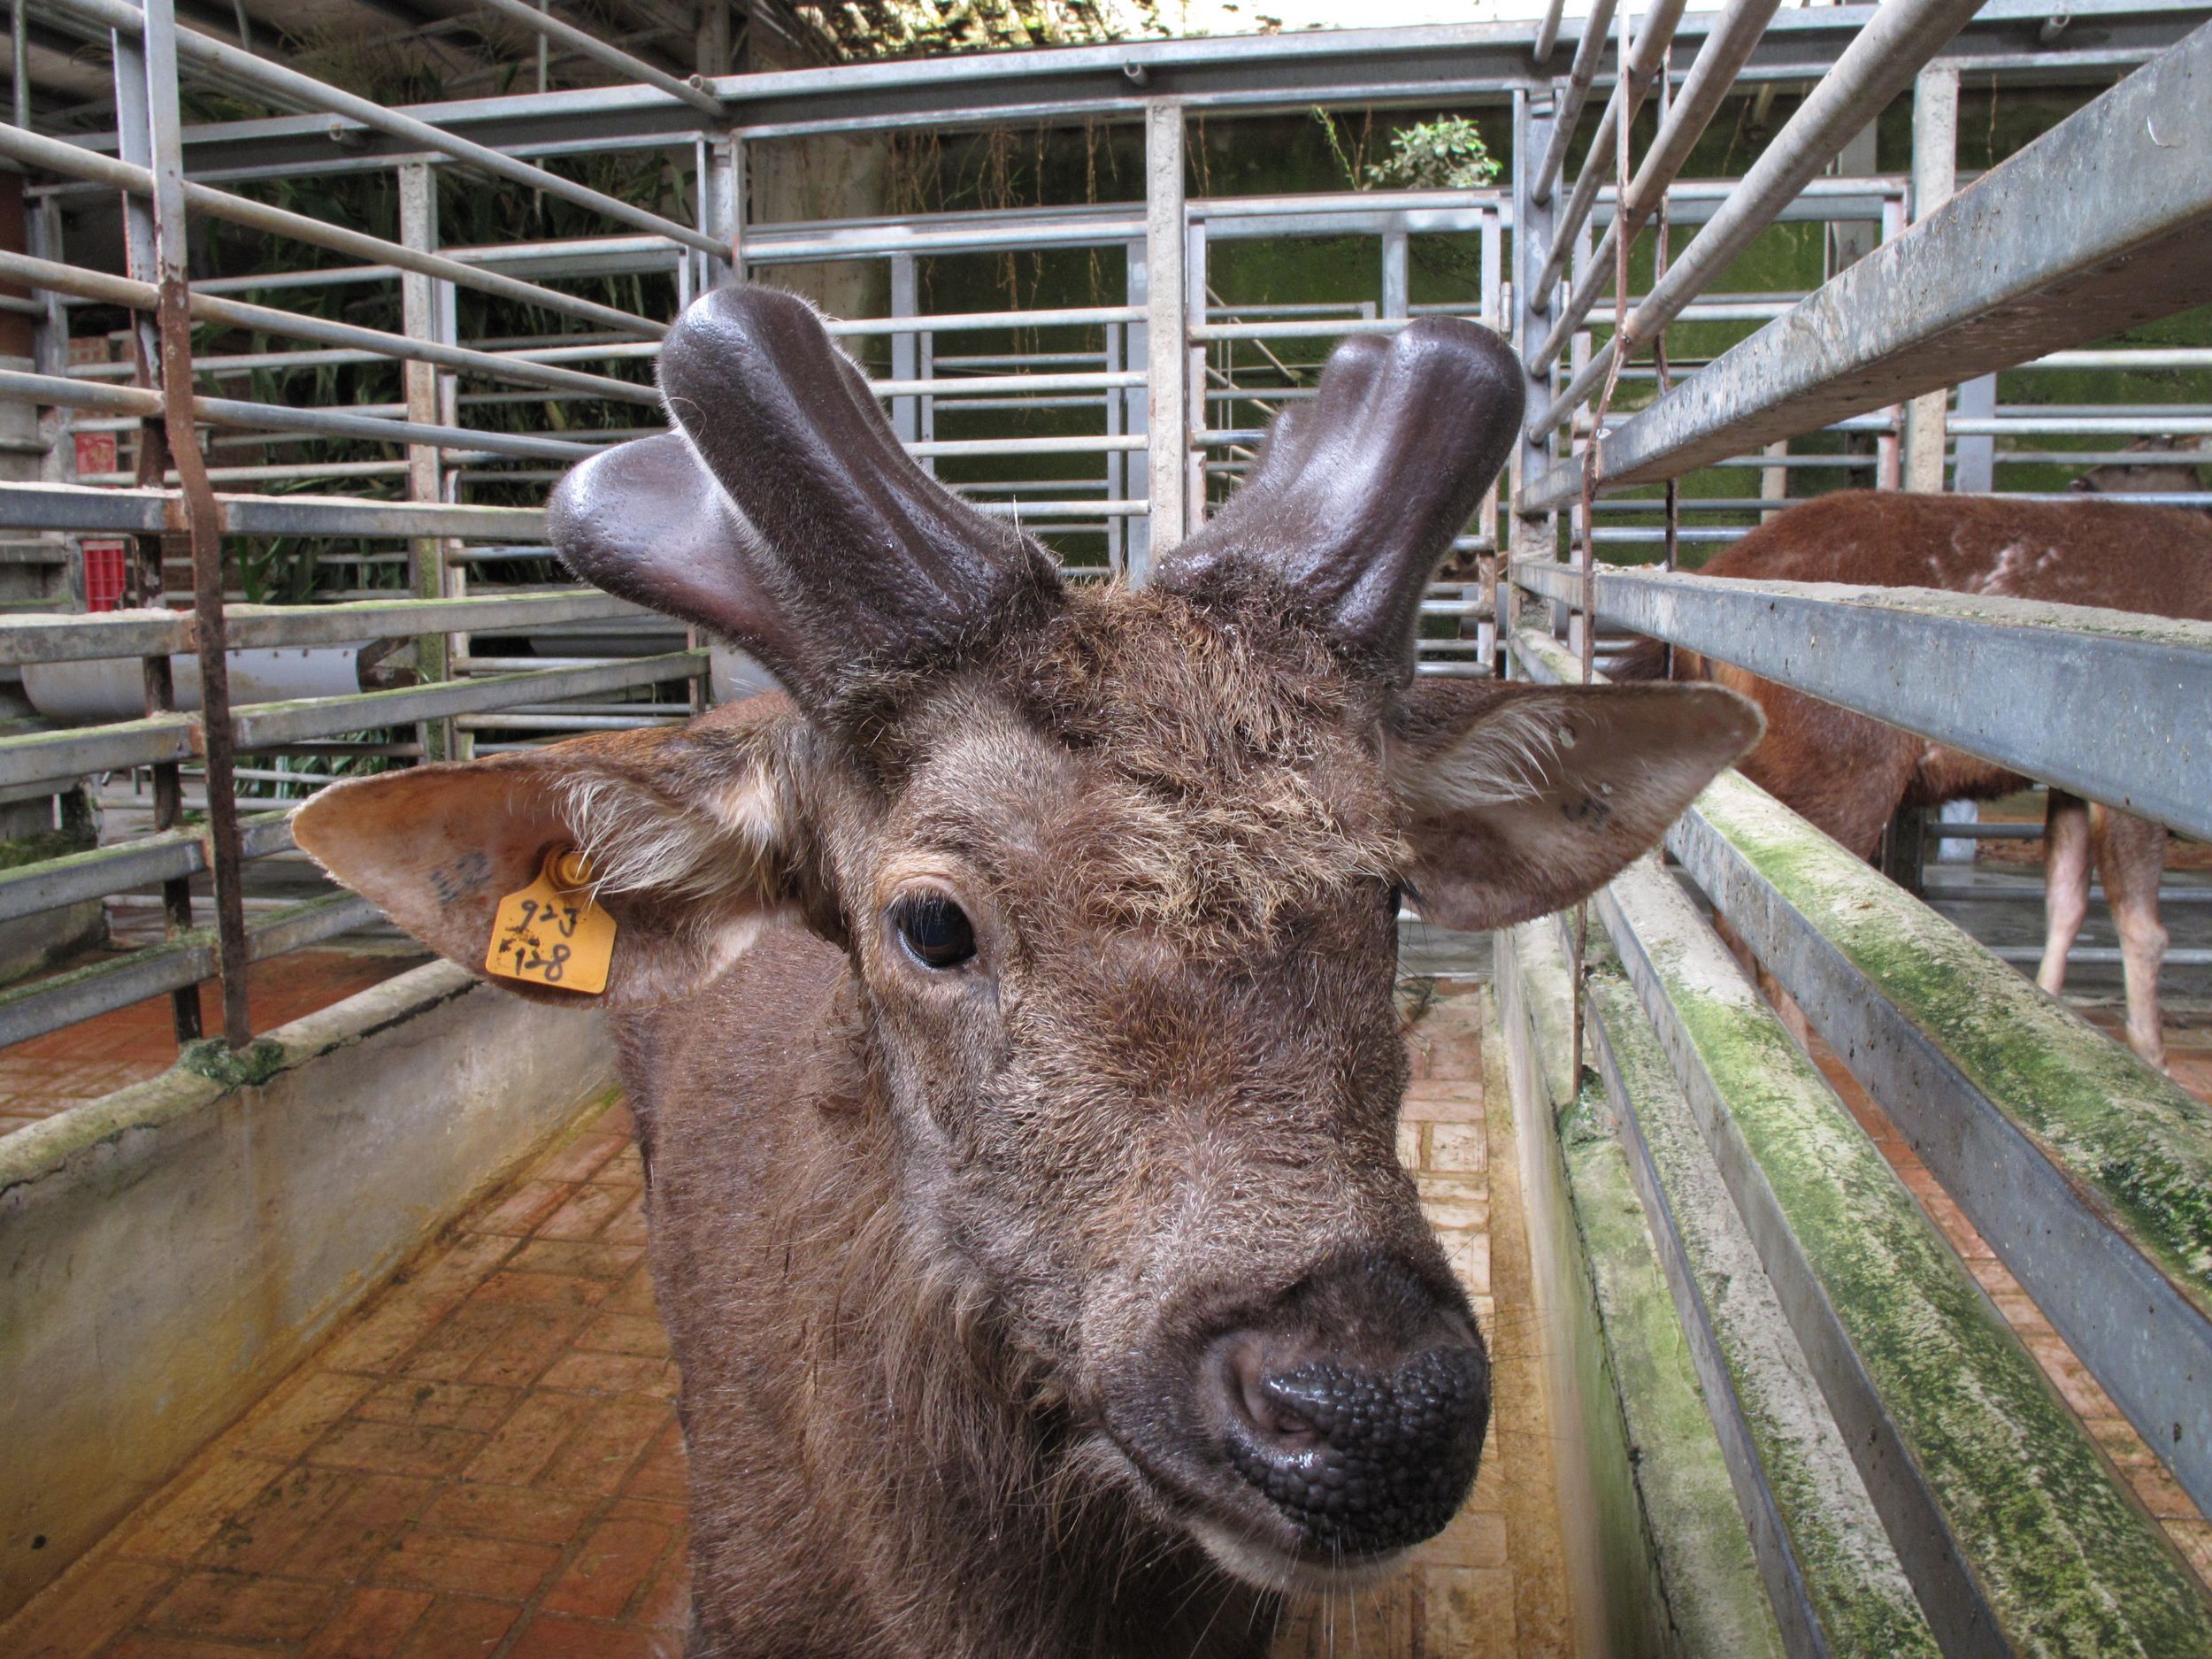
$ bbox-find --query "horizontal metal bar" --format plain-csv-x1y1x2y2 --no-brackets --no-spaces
0,122,664,342
463,0,724,117
1590,845,2212,1655
0,366,603,462
1525,0,1990,439
825,305,1141,337
0,483,549,541
0,250,657,406
227,651,703,749
908,434,1143,457
1522,621,2212,1512
58,0,724,255
1512,557,2212,841
1524,19,2212,502
0,592,644,666
0,808,293,924
0,889,378,1052
62,0,2207,175
0,715,200,792
869,371,1143,397
1989,944,2212,964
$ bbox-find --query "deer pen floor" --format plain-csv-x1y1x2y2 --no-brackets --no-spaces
2,979,1562,1659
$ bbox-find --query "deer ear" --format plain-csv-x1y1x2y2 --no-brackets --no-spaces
1388,680,1764,931
291,699,812,1007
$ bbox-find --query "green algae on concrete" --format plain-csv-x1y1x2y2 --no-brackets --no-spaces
1690,768,2212,1302
1598,857,2212,1657
1586,959,1939,1659
1558,1071,1787,1659
1495,924,1783,1659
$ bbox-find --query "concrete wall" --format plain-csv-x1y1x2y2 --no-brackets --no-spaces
0,963,617,1613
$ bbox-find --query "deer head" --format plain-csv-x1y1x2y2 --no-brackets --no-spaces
295,286,1758,1590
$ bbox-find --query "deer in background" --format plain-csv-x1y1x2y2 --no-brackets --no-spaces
1617,488,2212,1068
294,287,1758,1658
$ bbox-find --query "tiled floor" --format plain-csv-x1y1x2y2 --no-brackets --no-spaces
1273,981,1570,1659
0,948,425,1139
1808,1014,2212,1592
4,982,1555,1659
1,1094,685,1658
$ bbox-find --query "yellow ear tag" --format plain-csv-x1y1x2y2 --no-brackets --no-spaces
486,847,617,995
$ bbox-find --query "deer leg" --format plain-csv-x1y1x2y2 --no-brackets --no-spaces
2037,790,2092,998
2090,805,2170,1071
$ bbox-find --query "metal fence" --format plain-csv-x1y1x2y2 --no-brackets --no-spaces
4,2,2212,1647
1498,1,2212,1651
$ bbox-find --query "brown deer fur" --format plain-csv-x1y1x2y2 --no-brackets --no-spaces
1617,488,2212,1065
295,288,1759,1657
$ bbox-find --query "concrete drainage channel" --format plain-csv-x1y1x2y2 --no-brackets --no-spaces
0,965,615,1610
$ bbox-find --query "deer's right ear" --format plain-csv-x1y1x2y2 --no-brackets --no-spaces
291,698,814,1007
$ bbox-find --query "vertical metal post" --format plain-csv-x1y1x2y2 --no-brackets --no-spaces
701,133,740,285
1104,302,1125,574
1142,99,1187,568
1183,212,1208,532
111,12,201,1045
1509,88,1561,666
889,252,919,446
11,0,27,132
400,161,453,762
1876,191,1906,490
1122,237,1151,583
1953,374,1996,493
1478,206,1504,672
145,0,250,1048
1380,223,1409,320
1904,62,1958,494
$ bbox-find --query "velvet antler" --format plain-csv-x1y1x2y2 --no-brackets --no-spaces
1153,319,1523,684
549,285,1063,717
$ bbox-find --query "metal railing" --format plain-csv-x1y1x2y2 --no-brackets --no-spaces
1499,4,2212,1651
5,4,2212,1647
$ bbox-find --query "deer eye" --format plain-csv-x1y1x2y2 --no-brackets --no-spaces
893,892,977,971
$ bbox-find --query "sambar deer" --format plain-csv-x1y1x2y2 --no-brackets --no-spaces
1617,488,2212,1068
295,286,1758,1657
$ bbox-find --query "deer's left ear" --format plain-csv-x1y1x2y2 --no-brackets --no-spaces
1386,679,1763,931
292,695,821,1007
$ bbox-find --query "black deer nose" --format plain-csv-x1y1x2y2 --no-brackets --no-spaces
1217,1344,1488,1555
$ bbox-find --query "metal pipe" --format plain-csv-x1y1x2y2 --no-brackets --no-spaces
0,122,664,340
0,590,646,666
464,0,725,117
1528,0,1691,313
1512,556,2212,841
0,367,599,459
1528,0,1784,370
1525,0,1987,442
1531,0,1566,64
0,249,661,405
1528,0,1622,208
53,0,727,257
1521,18,2212,506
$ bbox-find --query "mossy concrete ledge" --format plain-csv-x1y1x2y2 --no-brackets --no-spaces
1496,919,1780,1658
0,961,617,1614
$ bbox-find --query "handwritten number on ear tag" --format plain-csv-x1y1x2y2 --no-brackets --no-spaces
486,848,617,995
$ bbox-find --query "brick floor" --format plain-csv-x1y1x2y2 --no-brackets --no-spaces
1,1095,681,1659
0,949,425,1140
1806,1016,2212,1595
4,982,1554,1659
1274,980,1569,1659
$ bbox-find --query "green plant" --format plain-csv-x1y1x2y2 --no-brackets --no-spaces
1363,117,1499,191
